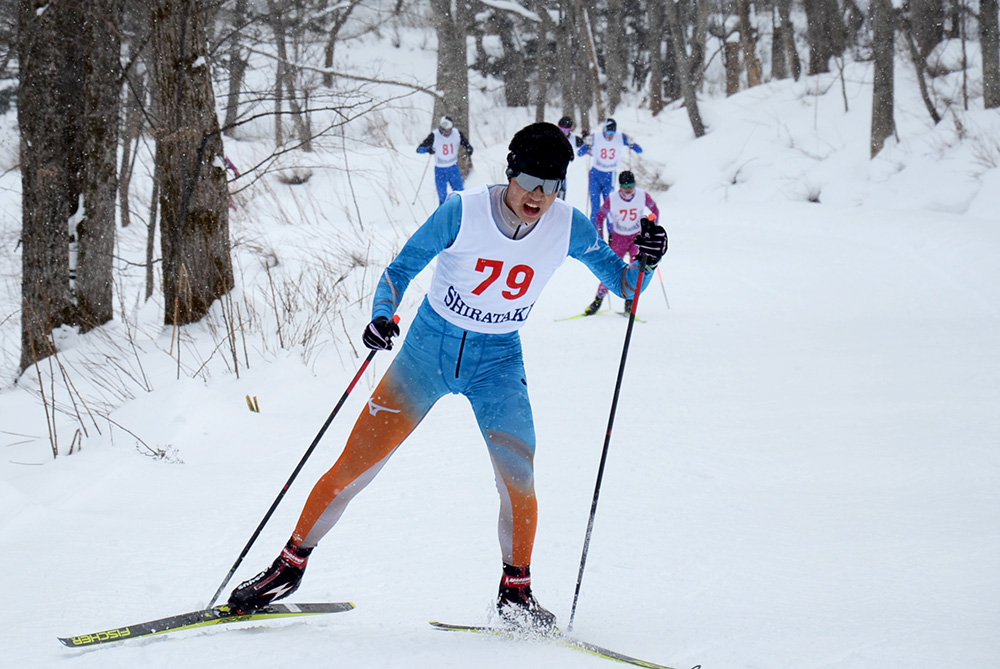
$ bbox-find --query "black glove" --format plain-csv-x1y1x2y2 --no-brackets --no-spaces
636,217,667,268
362,316,400,351
467,146,474,156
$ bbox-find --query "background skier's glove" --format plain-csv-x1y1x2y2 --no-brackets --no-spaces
636,216,667,268
362,316,400,351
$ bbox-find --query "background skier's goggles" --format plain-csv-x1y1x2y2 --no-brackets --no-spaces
514,172,563,195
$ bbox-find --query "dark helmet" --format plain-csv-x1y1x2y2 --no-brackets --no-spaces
557,116,574,130
618,170,635,186
506,122,574,180
604,118,617,134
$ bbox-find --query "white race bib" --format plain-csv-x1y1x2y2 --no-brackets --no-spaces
427,187,572,333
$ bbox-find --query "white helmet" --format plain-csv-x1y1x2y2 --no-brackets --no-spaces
439,116,454,131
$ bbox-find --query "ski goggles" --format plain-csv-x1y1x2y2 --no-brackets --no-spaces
513,172,564,195
620,182,635,189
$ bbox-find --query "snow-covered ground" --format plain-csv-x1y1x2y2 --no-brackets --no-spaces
1,20,998,669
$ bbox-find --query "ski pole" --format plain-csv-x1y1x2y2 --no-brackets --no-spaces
411,156,431,206
656,266,671,309
567,262,647,632
207,316,400,608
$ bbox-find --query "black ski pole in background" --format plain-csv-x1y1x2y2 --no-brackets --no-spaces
656,266,671,310
567,262,648,632
411,156,432,206
208,315,400,608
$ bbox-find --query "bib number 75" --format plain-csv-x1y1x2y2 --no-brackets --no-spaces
472,258,535,300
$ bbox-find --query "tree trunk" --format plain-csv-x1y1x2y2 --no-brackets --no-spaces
151,0,234,327
555,1,577,116
778,0,801,80
725,41,741,96
690,0,709,90
908,0,944,56
983,0,1000,108
76,0,125,333
223,0,248,136
322,0,362,88
605,0,626,113
648,0,665,114
901,7,942,124
870,0,896,156
665,0,706,137
531,0,559,121
497,13,529,107
119,56,147,230
772,10,788,80
804,0,846,74
430,0,472,175
736,0,763,87
566,0,594,131
17,0,76,371
574,0,605,121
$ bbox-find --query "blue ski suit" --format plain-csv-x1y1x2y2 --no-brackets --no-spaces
292,186,653,567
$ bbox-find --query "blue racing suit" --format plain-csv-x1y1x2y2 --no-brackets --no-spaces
292,188,653,567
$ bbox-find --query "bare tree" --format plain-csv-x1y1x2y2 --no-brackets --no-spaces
605,0,626,112
772,0,802,80
804,0,847,74
908,0,945,56
151,0,234,327
76,0,125,332
222,0,249,136
648,0,666,114
17,0,75,371
574,0,605,120
736,0,762,87
17,0,122,368
431,0,472,175
901,1,942,123
871,0,896,156
322,0,365,88
983,0,1000,108
665,0,706,137
496,11,531,107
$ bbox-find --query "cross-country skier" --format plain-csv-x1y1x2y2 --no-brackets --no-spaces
416,116,475,204
577,118,643,228
555,116,588,200
584,171,660,316
228,122,667,632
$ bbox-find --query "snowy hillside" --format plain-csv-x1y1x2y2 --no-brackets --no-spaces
2,18,999,669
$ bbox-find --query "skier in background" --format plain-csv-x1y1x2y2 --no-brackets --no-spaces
577,118,643,227
555,115,588,200
228,122,667,632
584,171,660,316
416,116,475,204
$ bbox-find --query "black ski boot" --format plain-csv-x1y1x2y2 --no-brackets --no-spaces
228,540,313,613
496,563,557,633
583,296,604,316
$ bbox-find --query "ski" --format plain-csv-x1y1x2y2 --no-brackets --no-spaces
556,309,613,321
59,601,354,648
556,310,645,323
430,620,694,669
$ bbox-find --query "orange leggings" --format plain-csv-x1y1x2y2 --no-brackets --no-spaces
291,304,538,567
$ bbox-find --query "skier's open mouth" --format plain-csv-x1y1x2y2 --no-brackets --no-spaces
523,203,541,217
